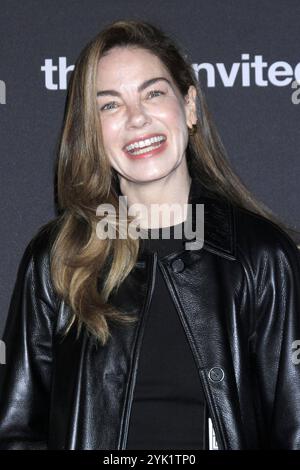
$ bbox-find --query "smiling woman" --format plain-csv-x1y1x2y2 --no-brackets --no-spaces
0,19,300,451
95,45,196,225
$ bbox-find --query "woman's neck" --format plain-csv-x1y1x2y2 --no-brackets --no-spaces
118,164,192,229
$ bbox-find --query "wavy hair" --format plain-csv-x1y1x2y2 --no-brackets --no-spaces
50,19,299,346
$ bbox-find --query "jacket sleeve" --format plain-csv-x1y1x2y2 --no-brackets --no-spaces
0,226,59,449
249,226,300,449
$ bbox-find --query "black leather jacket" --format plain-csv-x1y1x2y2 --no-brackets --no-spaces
1,178,300,450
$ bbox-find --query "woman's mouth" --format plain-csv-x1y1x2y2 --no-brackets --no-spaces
123,135,167,160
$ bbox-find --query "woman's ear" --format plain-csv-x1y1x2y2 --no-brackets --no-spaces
185,85,197,129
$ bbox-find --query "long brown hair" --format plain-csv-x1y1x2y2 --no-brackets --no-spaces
50,19,299,346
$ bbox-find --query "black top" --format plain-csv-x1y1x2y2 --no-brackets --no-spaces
126,220,208,450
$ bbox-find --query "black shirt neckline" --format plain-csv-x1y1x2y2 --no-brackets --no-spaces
139,220,186,258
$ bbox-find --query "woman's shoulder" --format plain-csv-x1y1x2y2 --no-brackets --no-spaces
24,217,62,261
232,204,300,266
16,217,62,307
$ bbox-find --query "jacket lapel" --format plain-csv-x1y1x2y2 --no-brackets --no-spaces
183,175,237,260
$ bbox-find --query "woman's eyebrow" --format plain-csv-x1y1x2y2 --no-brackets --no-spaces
96,77,172,97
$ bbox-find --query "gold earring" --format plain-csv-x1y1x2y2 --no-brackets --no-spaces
188,123,197,136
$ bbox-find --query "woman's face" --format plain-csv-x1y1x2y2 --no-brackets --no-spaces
96,46,197,184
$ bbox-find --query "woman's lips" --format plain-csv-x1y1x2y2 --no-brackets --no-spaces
123,139,167,160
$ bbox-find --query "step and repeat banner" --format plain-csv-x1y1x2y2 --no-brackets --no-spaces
0,0,299,334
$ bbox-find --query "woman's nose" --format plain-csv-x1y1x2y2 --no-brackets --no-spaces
126,102,151,128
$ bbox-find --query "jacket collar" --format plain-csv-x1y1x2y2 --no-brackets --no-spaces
184,176,236,260
113,167,236,261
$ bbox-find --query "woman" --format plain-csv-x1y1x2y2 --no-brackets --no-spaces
0,19,300,450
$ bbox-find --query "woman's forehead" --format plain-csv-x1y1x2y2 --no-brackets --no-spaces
96,47,170,84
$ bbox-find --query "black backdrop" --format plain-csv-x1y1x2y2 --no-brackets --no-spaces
1,0,300,335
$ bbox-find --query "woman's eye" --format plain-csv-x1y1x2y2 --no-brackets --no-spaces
99,91,165,111
100,101,119,111
147,90,165,99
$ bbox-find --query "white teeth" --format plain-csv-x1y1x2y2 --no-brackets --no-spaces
129,143,163,156
125,135,166,152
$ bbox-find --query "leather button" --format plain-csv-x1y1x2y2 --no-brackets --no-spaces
171,258,185,273
208,367,224,382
